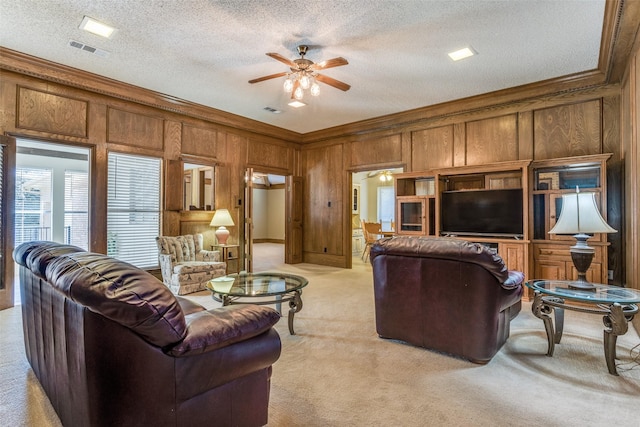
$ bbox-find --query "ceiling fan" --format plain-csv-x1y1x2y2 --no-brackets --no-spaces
249,45,350,100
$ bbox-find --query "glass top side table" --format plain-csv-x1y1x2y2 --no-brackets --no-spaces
525,280,640,375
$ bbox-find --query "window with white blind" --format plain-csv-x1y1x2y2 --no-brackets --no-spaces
107,152,161,268
15,167,53,245
64,170,89,249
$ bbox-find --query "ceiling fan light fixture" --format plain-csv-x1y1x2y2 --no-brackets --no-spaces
283,78,294,93
310,82,320,97
379,171,393,182
293,86,304,100
299,73,310,89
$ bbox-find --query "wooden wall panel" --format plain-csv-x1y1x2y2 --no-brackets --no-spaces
247,140,291,172
303,144,343,256
164,120,182,160
533,100,601,159
17,86,87,137
182,124,217,158
465,114,518,165
107,107,163,150
350,134,402,167
410,125,454,170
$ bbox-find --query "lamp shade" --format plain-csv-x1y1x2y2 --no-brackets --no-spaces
210,209,235,227
549,191,616,235
210,209,235,245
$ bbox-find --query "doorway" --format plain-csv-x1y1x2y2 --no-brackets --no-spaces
14,139,90,303
247,172,286,271
351,168,403,262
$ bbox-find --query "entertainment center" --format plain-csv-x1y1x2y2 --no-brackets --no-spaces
394,154,612,299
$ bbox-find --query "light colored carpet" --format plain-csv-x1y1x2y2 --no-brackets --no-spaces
1,244,639,426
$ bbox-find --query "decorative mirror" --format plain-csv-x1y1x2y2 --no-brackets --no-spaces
183,163,214,211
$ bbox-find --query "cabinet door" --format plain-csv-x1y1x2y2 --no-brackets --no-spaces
396,198,427,235
535,259,567,280
499,243,525,273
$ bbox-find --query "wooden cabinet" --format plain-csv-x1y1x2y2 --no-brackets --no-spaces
395,174,436,236
352,228,364,255
530,154,611,285
394,162,530,295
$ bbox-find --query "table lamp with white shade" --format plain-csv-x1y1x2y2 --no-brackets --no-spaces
548,187,617,290
210,209,235,245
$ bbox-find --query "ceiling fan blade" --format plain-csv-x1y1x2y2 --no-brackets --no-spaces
315,74,351,91
311,57,348,70
266,52,296,67
248,72,288,84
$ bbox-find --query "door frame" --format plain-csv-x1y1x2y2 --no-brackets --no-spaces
0,135,16,310
244,168,303,271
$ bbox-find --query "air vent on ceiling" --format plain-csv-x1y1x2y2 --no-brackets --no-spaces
68,40,110,57
263,106,282,114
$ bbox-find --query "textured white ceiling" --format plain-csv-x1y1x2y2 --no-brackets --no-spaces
0,1,606,134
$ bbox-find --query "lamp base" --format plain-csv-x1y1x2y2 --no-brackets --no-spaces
568,233,596,291
215,226,230,245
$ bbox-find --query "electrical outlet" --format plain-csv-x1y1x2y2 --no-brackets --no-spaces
608,270,613,280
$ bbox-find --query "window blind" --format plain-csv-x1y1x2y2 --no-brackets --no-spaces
64,170,89,249
107,152,161,268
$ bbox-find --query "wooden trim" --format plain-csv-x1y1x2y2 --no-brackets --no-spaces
0,47,301,144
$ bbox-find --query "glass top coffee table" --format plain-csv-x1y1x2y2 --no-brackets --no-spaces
206,272,309,335
526,280,640,375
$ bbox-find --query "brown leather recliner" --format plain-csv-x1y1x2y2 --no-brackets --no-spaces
370,236,524,364
13,241,282,427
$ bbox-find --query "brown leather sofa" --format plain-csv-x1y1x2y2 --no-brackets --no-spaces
370,236,524,363
13,241,282,427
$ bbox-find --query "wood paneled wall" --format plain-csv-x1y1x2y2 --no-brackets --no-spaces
621,27,640,332
302,86,625,278
0,68,299,256
0,46,634,282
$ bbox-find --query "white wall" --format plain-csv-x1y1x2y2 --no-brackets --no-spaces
252,187,285,240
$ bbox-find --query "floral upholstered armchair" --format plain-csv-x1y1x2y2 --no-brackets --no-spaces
156,234,227,295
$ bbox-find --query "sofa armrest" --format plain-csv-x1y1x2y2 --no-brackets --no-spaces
166,305,280,357
198,249,221,262
501,270,525,290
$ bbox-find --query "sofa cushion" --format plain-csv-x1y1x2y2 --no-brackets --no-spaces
43,252,188,348
173,261,224,275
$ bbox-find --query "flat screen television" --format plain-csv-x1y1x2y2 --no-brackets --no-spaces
440,188,523,238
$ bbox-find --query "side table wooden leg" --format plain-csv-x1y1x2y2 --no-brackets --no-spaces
532,291,555,357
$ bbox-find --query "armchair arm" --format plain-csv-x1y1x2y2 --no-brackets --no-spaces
166,305,280,357
198,249,221,262
158,253,174,285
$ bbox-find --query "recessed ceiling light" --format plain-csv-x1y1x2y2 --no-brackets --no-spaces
79,16,116,38
288,100,306,108
448,47,476,61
